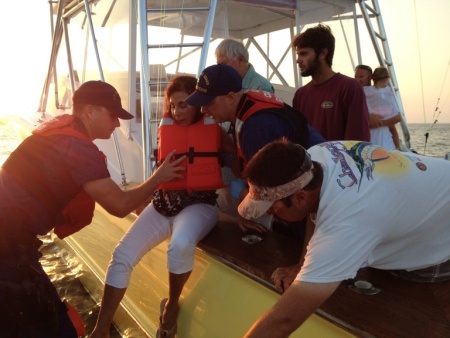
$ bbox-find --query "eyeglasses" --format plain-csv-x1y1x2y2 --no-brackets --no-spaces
355,65,372,73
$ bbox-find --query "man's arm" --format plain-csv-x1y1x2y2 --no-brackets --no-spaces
369,113,382,129
244,280,340,338
272,216,315,293
380,113,401,127
83,151,185,217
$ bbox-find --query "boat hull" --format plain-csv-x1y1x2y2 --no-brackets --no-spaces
65,205,356,337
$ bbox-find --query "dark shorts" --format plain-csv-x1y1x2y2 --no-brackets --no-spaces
391,258,450,283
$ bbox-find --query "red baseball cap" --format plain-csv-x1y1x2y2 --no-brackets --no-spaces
73,81,134,120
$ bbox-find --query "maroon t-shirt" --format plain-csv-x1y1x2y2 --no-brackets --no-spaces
293,73,370,142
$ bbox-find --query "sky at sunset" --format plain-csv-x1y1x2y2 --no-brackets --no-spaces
1,0,450,124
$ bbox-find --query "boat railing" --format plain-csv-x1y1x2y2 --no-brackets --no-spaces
358,0,411,149
137,0,218,180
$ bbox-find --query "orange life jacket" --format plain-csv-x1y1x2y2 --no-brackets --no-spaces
235,90,284,166
235,90,309,168
32,115,101,238
157,115,225,191
65,300,85,337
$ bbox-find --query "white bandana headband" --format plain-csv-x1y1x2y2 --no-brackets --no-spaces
238,165,315,220
249,166,315,201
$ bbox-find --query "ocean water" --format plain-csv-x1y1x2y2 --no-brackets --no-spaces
1,122,449,163
0,121,449,337
0,124,21,165
405,123,450,158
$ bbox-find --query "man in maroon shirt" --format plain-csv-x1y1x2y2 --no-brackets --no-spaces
291,24,370,142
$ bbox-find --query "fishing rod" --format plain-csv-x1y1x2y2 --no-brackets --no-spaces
423,115,440,155
423,59,450,155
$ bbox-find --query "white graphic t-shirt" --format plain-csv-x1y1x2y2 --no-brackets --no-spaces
297,141,450,283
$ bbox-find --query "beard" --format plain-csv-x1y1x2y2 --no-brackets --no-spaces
301,55,321,77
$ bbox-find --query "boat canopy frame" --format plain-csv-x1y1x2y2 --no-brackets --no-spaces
39,0,411,184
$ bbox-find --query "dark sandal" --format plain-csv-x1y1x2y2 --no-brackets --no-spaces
156,298,177,338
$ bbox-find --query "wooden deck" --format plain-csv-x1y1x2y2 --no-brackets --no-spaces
198,214,450,338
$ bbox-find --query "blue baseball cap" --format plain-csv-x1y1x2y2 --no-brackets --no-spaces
185,64,242,106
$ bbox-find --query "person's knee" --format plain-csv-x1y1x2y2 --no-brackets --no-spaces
168,237,195,258
168,236,197,268
110,246,137,271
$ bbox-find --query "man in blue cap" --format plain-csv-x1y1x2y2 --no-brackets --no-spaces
186,64,325,258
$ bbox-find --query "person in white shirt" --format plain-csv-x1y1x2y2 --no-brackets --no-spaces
239,139,450,337
363,67,401,150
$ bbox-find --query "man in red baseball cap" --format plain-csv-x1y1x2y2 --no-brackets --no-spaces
0,80,185,337
72,80,134,120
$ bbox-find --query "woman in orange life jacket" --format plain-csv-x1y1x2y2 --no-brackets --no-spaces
90,76,234,338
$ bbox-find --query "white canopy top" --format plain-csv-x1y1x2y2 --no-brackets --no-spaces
145,0,356,39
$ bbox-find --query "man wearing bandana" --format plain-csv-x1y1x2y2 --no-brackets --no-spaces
239,139,450,338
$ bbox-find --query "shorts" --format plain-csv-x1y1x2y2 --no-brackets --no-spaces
391,258,450,283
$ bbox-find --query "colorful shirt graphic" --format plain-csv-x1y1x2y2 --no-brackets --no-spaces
295,141,450,284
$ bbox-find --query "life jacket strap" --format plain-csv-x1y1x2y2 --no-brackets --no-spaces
176,147,220,164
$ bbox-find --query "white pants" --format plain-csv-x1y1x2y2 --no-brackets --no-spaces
105,203,218,288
